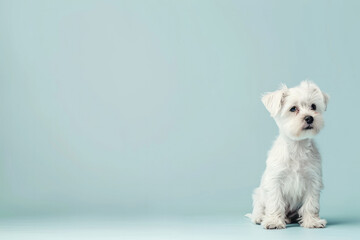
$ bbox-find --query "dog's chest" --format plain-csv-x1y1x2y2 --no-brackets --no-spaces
282,156,311,205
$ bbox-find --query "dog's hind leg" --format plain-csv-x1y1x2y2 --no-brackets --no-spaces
285,211,299,224
247,187,265,224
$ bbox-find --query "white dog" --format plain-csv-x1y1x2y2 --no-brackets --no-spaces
246,81,329,229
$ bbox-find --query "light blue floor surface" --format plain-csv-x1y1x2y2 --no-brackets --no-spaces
0,215,359,240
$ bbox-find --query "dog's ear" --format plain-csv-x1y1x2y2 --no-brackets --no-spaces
262,84,287,117
322,92,329,111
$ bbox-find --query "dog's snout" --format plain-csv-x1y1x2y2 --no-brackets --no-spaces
304,115,314,124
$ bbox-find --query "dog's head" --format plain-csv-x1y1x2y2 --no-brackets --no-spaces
262,81,329,140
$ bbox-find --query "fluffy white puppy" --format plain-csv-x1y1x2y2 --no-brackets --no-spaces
246,81,329,229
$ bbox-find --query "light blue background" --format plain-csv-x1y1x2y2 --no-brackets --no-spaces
0,0,359,225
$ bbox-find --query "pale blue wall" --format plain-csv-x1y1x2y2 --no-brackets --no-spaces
0,0,358,217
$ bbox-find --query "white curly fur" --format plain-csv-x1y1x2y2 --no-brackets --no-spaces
246,81,329,229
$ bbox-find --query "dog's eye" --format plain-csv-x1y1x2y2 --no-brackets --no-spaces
311,104,316,110
290,106,297,112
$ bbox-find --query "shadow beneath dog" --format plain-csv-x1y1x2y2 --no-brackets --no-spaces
284,217,360,228
286,223,299,228
326,217,360,226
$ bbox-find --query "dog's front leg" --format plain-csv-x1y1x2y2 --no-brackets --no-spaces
261,184,286,229
298,190,327,228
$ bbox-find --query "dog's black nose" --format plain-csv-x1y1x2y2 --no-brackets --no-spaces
304,115,314,124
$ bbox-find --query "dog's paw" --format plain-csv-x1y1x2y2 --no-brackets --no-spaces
246,213,263,225
262,217,286,230
253,216,263,225
300,218,327,228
